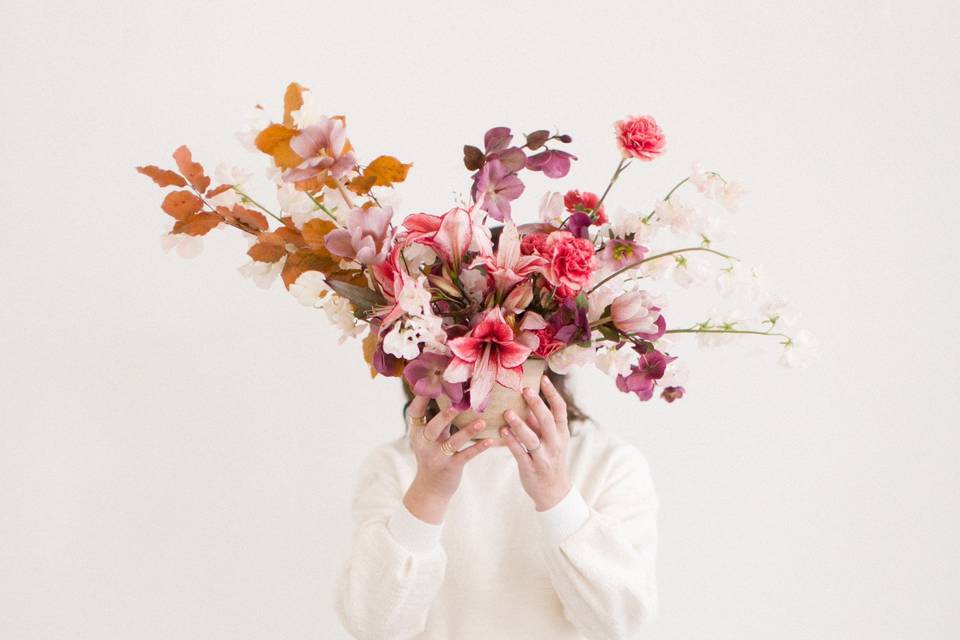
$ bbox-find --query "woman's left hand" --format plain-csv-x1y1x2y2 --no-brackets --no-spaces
501,375,573,512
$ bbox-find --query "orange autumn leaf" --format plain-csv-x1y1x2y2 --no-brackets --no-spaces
172,212,220,236
347,175,377,195
301,218,336,250
172,145,211,193
254,123,295,154
206,184,232,198
225,205,269,231
361,330,379,378
161,190,202,220
348,155,412,195
247,242,287,263
281,249,340,289
137,165,187,188
282,82,306,127
274,225,306,249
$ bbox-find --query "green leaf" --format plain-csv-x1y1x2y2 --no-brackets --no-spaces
325,279,386,313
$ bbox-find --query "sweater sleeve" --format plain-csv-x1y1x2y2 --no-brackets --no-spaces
334,443,447,640
535,443,659,640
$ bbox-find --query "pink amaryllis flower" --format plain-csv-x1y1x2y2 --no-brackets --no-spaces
469,221,547,300
401,204,491,270
443,307,533,411
325,206,393,265
283,117,357,182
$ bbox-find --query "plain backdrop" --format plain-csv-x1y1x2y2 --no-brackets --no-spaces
1,1,958,638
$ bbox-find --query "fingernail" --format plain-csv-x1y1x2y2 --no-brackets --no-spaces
473,420,485,430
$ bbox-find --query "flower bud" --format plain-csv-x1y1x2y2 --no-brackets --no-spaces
525,129,550,150
503,281,533,312
611,291,659,334
428,274,462,299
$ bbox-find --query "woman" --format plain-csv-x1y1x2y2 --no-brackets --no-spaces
334,371,659,639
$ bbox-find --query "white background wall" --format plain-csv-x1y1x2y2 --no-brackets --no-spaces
1,1,957,638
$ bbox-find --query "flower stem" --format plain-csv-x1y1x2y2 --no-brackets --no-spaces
588,159,630,218
641,177,690,223
337,182,357,209
665,328,791,339
587,246,737,293
233,188,284,224
307,193,341,224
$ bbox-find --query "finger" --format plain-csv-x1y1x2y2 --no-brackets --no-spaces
499,426,534,471
539,376,569,434
522,387,557,445
408,396,430,420
452,437,495,465
503,410,544,460
424,406,459,442
443,419,486,453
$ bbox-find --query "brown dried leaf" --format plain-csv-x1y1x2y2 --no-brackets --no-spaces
247,242,287,263
362,330,379,378
137,165,187,188
230,205,269,231
281,249,340,289
161,190,202,220
282,82,306,127
301,218,336,249
172,146,210,193
172,212,220,236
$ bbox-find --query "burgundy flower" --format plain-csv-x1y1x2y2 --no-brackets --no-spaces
616,347,675,401
661,386,685,403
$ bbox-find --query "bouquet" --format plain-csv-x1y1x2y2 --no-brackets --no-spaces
137,82,815,434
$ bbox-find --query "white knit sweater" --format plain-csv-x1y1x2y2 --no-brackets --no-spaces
333,420,659,640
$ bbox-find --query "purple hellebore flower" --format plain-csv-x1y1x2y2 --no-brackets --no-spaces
616,348,675,401
324,206,394,265
526,149,577,179
473,159,525,222
602,238,647,270
403,352,465,405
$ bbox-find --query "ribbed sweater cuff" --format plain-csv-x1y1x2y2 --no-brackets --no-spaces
387,502,444,553
536,485,591,545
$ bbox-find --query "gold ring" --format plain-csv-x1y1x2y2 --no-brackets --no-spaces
439,439,456,456
409,414,427,428
524,440,541,454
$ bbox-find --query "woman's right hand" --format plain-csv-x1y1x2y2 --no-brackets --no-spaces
403,396,493,524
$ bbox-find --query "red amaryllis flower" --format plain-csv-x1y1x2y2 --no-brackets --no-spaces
614,115,665,161
443,307,533,410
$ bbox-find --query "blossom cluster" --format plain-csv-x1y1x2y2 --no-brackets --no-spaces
138,83,815,413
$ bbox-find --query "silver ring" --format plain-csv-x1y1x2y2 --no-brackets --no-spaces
524,440,541,454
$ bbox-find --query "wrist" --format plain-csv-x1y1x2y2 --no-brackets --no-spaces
534,478,573,512
404,476,452,524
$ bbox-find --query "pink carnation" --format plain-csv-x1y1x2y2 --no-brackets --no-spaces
543,231,595,296
614,115,665,161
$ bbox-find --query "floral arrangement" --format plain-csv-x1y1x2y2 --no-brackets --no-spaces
137,82,815,413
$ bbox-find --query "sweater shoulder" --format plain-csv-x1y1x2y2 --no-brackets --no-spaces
567,420,655,490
